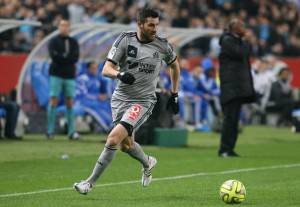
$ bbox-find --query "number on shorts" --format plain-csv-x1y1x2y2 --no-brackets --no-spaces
128,104,142,120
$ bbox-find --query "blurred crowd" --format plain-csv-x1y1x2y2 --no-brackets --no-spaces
1,0,300,56
173,56,299,130
1,0,300,134
25,55,299,134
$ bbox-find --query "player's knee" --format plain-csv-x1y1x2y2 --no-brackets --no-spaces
66,103,73,108
106,122,133,146
106,131,124,146
50,97,58,107
65,98,73,107
106,135,119,146
106,138,118,147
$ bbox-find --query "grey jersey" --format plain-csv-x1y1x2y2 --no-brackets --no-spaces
107,31,177,103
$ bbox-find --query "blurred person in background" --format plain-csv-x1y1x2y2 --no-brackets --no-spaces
197,58,222,130
218,19,256,157
67,0,85,24
266,67,300,126
0,93,21,139
75,61,112,132
47,19,80,140
190,65,206,130
178,59,194,125
251,58,275,108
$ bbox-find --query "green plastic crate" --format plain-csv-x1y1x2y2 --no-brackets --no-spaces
153,128,188,147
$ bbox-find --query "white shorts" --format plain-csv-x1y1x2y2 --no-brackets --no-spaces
111,99,155,131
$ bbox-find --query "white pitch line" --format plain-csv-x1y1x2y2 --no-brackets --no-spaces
1,163,300,198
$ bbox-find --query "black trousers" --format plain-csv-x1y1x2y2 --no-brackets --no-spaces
219,99,242,154
0,102,19,138
266,99,294,126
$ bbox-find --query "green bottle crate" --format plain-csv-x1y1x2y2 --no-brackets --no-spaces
153,128,188,147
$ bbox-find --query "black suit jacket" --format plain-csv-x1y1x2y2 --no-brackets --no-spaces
218,32,256,105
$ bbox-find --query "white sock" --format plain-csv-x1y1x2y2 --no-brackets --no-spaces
86,144,117,185
126,142,149,168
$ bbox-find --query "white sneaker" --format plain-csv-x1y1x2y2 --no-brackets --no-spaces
69,132,80,140
73,180,92,195
141,156,157,187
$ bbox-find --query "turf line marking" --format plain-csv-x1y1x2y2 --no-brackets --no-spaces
1,163,300,198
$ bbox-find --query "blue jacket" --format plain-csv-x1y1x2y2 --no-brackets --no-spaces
76,72,108,101
197,75,220,97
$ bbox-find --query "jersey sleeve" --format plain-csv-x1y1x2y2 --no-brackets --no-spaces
106,32,127,65
163,42,177,65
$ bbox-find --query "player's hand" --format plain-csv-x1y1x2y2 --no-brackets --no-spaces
117,72,135,85
167,92,179,114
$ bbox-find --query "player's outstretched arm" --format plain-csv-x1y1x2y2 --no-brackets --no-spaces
169,59,180,94
166,59,180,114
102,60,119,79
102,60,135,85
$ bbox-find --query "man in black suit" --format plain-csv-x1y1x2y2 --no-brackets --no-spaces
218,19,256,157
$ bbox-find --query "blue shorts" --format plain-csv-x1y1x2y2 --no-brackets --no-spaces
49,76,75,98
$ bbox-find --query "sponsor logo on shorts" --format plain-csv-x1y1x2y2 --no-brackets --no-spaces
128,104,142,120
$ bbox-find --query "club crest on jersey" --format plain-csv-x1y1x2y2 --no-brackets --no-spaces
153,51,159,59
128,45,137,58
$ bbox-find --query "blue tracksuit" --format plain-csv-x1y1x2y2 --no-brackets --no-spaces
196,74,221,124
75,72,112,131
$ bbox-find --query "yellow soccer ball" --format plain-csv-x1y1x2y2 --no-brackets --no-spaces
219,180,246,204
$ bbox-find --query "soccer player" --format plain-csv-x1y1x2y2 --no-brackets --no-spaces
47,19,80,140
74,7,180,194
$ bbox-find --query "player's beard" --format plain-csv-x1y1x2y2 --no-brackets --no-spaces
141,30,155,41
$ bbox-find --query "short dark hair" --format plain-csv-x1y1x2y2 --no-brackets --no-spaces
137,7,160,24
227,18,240,32
278,67,290,76
59,19,70,25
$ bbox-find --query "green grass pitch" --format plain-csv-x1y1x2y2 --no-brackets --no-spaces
1,126,300,207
